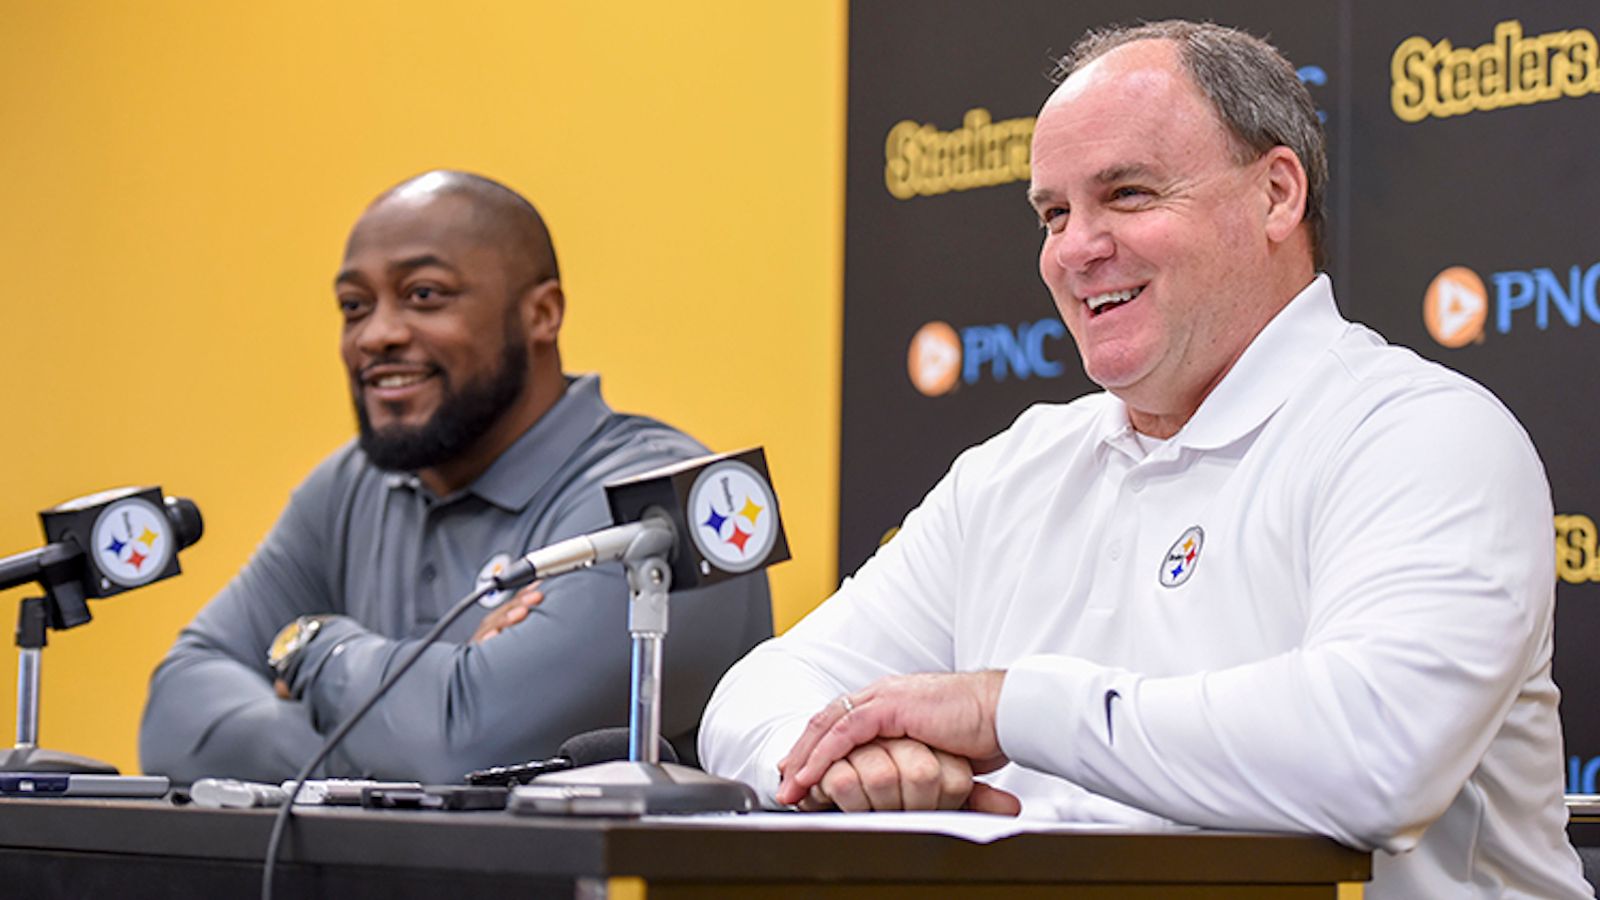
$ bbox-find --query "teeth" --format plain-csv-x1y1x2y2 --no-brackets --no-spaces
1085,286,1144,311
373,373,429,389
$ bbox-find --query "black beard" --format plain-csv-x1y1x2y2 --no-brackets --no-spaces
355,334,529,475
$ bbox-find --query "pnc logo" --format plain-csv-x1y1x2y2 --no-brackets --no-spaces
1571,754,1600,794
907,318,1068,397
907,321,962,397
1424,259,1600,347
1423,267,1488,347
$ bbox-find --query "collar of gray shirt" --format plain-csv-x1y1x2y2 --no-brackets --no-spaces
386,373,614,513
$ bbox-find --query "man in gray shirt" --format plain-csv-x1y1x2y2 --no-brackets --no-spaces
139,170,772,784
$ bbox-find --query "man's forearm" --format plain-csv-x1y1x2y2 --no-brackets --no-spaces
139,653,323,783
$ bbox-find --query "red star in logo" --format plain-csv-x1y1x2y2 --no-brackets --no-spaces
725,526,752,553
127,549,148,570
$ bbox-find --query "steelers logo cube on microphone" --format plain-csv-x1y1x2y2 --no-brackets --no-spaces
40,486,183,599
605,447,790,589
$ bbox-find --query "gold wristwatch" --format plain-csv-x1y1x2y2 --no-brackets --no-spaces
267,615,333,680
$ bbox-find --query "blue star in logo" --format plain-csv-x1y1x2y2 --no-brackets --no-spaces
1170,562,1185,580
106,537,127,558
702,508,727,536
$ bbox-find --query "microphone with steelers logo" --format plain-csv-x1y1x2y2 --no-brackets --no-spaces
263,449,790,897
490,447,788,769
0,486,203,775
492,446,789,593
0,486,204,629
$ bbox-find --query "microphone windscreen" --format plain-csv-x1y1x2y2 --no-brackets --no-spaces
557,727,679,766
164,497,204,550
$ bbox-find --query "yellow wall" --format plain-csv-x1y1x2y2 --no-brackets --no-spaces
0,1,844,774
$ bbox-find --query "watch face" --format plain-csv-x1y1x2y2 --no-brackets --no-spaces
687,459,779,574
91,496,174,588
268,621,301,667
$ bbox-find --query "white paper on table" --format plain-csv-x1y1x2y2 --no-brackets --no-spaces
641,811,1194,844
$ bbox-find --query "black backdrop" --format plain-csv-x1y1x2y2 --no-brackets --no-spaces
839,1,1600,791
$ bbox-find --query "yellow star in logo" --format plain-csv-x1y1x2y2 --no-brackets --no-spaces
739,497,764,526
139,527,160,547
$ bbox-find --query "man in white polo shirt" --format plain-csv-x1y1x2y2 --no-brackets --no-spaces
699,19,1591,899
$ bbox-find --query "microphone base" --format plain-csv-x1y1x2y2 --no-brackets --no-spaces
512,761,756,816
0,744,119,774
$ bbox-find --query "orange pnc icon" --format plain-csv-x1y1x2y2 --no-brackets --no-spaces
907,321,962,396
1423,266,1488,348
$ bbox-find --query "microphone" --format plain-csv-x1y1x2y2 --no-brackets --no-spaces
261,452,786,895
491,517,673,590
0,487,204,628
559,726,678,767
466,727,679,786
492,447,789,593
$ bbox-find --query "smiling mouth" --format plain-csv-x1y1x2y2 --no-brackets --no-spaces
1085,286,1145,316
369,372,432,389
358,366,439,401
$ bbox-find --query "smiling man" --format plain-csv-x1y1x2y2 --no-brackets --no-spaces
699,21,1590,899
140,170,771,783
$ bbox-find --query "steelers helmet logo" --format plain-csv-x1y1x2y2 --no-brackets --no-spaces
1423,267,1488,348
475,553,514,608
92,497,174,588
907,321,962,397
1158,525,1204,589
688,460,779,573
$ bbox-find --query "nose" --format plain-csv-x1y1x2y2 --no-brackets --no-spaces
353,297,411,357
1049,210,1115,275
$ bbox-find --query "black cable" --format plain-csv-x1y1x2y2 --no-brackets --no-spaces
260,584,494,900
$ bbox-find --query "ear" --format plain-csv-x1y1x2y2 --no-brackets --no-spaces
1260,146,1308,246
521,279,564,345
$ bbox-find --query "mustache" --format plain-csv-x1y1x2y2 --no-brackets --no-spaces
356,357,439,382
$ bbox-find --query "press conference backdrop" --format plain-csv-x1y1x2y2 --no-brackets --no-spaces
0,2,844,774
839,1,1600,791
2,0,1594,789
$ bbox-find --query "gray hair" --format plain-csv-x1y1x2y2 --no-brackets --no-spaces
1051,20,1329,271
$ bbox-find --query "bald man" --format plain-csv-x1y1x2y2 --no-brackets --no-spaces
140,171,772,784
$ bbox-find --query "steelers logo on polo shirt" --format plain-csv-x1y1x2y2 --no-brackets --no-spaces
1159,525,1204,588
475,553,513,608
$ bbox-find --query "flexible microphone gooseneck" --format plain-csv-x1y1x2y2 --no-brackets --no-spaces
260,582,493,900
260,447,789,897
262,513,678,897
489,515,675,592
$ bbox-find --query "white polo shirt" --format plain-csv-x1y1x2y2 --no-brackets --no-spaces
701,276,1591,899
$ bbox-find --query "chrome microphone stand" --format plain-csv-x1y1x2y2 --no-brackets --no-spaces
530,530,755,813
0,595,118,773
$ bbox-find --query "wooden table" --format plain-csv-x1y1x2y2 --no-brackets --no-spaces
0,797,1371,899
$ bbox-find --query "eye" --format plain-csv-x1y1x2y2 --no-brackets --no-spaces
1038,206,1069,234
1109,185,1153,205
337,295,371,321
406,284,452,307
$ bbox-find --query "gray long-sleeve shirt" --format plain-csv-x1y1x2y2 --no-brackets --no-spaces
139,374,772,784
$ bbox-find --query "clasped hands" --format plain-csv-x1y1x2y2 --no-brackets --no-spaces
774,671,1021,815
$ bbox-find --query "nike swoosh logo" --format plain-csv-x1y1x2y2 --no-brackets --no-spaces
1104,689,1120,746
